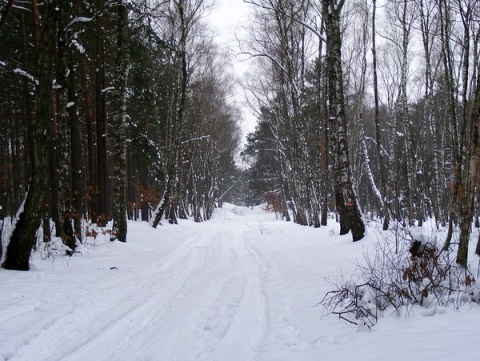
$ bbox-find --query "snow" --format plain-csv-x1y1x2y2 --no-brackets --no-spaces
65,17,94,31
12,68,37,85
1,204,480,361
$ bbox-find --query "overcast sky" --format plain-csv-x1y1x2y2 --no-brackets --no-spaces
209,0,249,47
208,0,257,139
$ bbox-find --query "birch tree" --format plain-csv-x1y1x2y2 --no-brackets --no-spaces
242,0,321,227
342,0,384,222
455,0,480,266
372,0,390,230
417,0,444,227
150,0,209,227
322,0,365,241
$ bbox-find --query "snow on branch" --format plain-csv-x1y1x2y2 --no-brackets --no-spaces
102,86,115,94
64,16,95,31
181,135,210,144
62,0,119,32
13,68,38,85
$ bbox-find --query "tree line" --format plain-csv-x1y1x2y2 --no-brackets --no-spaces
0,0,242,270
242,0,480,266
1,0,480,271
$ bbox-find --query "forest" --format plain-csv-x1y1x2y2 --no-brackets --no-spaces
0,0,480,272
0,0,244,270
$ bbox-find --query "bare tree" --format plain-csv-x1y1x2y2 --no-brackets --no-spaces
372,0,390,230
322,0,365,241
417,0,444,227
242,0,321,226
437,0,480,267
342,0,384,223
150,0,209,227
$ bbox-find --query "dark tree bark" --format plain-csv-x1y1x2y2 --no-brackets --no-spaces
459,50,480,264
0,212,3,261
49,96,62,237
62,212,75,256
95,0,109,224
111,0,129,242
0,0,15,31
20,11,34,183
56,4,72,241
68,47,84,243
454,1,479,267
81,56,97,223
3,0,57,271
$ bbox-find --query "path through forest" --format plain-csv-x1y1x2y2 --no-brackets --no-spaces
1,205,479,361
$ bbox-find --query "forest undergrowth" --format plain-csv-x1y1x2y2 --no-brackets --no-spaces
320,220,480,328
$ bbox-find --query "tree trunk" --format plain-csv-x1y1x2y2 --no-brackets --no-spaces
372,0,390,230
441,0,461,251
95,0,109,224
150,0,189,228
69,54,84,242
418,0,443,228
20,11,34,183
323,0,365,241
320,56,329,227
3,0,57,270
49,97,62,237
0,214,4,261
81,57,97,223
459,56,480,265
111,0,129,242
56,8,71,240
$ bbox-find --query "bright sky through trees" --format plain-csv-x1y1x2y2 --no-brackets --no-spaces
209,0,257,137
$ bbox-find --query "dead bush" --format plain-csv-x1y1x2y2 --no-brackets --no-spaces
320,224,479,328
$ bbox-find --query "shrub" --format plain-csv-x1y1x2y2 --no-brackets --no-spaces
320,223,480,328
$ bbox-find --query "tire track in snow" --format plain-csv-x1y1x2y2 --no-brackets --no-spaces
61,224,244,361
9,226,221,361
65,221,297,361
119,224,257,360
7,216,300,361
203,224,269,361
241,227,301,360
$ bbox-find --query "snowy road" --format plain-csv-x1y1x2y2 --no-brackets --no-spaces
1,204,480,361
62,223,267,361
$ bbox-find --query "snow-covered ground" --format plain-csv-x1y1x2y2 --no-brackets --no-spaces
1,204,479,361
